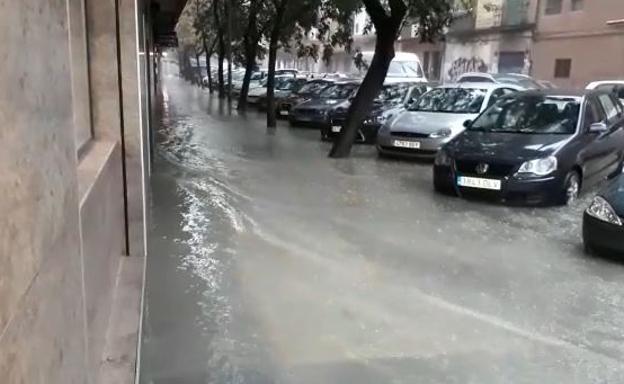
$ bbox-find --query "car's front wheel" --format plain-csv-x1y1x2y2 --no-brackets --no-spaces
561,170,581,205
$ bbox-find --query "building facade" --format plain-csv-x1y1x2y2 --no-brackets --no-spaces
443,0,537,82
532,0,624,88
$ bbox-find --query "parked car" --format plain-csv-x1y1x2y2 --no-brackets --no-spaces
278,79,335,117
232,70,267,95
377,83,523,158
357,51,427,83
323,82,432,143
583,175,624,255
457,72,542,89
246,76,296,105
289,80,360,128
433,89,624,206
586,80,624,103
257,77,308,111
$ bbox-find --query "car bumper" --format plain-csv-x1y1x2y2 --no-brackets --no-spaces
324,120,380,143
376,132,449,159
433,165,565,206
583,213,624,255
289,112,329,127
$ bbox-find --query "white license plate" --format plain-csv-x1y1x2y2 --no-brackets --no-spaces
332,125,342,133
280,110,289,116
457,176,502,191
393,140,420,149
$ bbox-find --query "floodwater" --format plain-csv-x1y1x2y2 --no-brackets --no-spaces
139,62,624,384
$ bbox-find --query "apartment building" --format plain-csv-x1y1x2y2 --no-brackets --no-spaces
443,0,538,82
532,0,624,88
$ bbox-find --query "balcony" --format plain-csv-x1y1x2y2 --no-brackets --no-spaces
448,0,534,37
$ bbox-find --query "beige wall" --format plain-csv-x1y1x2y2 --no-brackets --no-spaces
533,0,624,87
0,0,148,383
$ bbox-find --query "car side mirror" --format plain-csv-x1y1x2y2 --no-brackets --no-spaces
589,122,608,133
463,119,473,128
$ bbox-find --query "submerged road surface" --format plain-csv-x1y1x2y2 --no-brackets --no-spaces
139,63,624,384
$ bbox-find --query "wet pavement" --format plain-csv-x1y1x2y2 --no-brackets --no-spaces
139,62,624,384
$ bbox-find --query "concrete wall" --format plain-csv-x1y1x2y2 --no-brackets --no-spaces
0,0,148,382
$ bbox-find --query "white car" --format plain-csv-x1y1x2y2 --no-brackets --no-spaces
586,80,624,102
358,51,428,83
457,72,542,89
376,82,525,158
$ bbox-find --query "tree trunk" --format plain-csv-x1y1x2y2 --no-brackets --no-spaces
226,0,233,104
203,38,216,93
217,37,225,98
329,0,406,158
195,51,202,86
237,0,260,110
266,0,286,128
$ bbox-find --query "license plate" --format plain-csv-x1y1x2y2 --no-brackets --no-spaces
332,125,342,133
457,176,501,191
393,140,420,149
280,109,289,116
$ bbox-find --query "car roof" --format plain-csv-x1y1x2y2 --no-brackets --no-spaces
516,88,613,98
586,80,624,89
458,72,495,79
438,82,522,90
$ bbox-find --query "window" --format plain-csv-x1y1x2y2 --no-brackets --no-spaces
598,94,620,124
554,59,572,78
571,0,583,11
487,88,517,107
545,0,562,14
583,99,602,131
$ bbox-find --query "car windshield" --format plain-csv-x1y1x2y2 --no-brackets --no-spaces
250,72,263,81
375,84,411,104
296,81,329,96
275,78,296,90
469,95,581,135
410,87,487,113
494,74,539,89
320,83,358,99
387,61,423,78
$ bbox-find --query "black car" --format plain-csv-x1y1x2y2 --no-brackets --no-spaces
278,79,335,117
323,82,431,144
289,80,360,128
583,175,624,255
434,89,624,206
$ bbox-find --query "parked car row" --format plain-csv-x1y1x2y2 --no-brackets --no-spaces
272,74,624,257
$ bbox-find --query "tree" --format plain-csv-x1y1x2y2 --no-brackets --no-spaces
329,0,459,158
237,0,269,110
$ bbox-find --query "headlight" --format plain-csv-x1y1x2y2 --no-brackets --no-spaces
516,156,558,176
430,128,452,139
587,196,622,226
435,149,452,166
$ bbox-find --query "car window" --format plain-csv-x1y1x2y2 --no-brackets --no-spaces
458,76,494,83
487,88,517,107
582,99,602,132
375,84,411,104
320,84,358,99
410,87,487,113
598,93,620,124
469,95,581,135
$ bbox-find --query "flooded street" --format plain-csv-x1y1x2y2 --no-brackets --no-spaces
139,63,624,383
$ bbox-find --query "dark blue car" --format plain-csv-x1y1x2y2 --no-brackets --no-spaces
433,89,624,206
583,175,624,255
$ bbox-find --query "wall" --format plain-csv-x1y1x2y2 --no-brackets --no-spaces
0,0,148,383
533,0,624,87
0,0,87,382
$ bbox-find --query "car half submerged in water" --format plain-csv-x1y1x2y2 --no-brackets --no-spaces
377,83,524,158
323,82,432,144
289,80,360,128
433,89,624,206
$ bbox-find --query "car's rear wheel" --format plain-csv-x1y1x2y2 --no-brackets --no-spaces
561,170,581,205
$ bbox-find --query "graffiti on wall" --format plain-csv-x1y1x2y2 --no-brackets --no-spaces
447,57,488,81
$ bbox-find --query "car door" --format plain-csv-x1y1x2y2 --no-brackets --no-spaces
595,93,624,176
578,96,608,185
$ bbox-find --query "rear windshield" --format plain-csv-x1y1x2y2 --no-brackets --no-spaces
387,61,424,78
375,84,411,103
469,95,581,135
320,84,358,99
458,76,494,83
410,87,487,113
